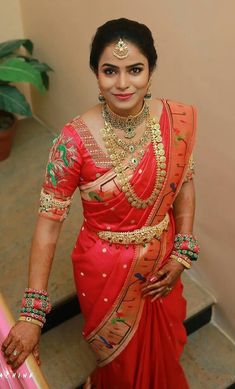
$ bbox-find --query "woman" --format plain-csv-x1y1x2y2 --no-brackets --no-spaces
1,18,198,388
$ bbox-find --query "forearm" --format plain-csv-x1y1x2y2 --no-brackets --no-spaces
173,180,195,234
28,215,63,290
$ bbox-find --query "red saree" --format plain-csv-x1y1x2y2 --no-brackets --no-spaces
40,99,196,389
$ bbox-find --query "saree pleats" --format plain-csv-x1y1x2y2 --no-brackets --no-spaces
90,280,188,389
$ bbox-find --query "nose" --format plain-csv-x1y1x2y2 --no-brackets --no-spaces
116,72,129,90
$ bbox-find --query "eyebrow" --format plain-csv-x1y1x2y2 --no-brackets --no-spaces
101,62,145,69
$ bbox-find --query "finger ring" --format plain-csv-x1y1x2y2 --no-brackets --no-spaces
166,286,172,292
13,350,18,356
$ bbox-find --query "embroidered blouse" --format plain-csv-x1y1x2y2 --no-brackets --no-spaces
39,114,195,222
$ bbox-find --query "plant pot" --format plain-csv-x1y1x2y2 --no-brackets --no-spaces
0,111,17,161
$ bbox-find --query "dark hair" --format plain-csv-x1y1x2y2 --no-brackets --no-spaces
90,18,158,75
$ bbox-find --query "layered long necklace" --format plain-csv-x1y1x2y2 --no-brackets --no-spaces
101,104,167,209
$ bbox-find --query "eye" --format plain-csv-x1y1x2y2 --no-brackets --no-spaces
103,68,116,75
130,67,143,74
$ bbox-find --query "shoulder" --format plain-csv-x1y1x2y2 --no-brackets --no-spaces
162,99,197,133
148,97,196,122
164,99,197,117
73,104,103,130
161,100,197,156
58,104,99,138
64,104,103,137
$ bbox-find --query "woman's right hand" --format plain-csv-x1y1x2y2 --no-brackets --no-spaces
1,321,41,371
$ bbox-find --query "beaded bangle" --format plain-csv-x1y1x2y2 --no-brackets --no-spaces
25,288,48,296
176,241,200,254
20,312,46,324
174,233,200,261
18,316,43,328
22,297,50,312
20,287,51,327
20,307,46,317
177,249,199,260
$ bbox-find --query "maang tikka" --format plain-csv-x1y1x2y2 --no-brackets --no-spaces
113,38,129,59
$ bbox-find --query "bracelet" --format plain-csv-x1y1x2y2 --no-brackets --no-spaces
20,307,46,317
177,249,199,260
18,316,43,328
174,233,200,261
170,253,191,270
20,287,51,327
20,312,46,324
25,287,48,296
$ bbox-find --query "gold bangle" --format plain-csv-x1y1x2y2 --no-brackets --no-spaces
171,253,192,265
18,316,43,328
170,255,191,270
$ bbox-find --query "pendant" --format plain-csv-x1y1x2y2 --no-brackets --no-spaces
124,127,136,139
129,145,135,153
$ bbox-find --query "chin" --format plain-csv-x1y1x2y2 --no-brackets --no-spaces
107,95,144,114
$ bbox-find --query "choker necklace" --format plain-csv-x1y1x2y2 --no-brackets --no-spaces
102,102,149,139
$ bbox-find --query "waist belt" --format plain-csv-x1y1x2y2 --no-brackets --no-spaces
97,213,169,245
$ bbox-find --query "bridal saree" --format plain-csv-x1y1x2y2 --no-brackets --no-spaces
40,99,196,388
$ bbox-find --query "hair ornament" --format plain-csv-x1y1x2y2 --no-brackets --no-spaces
113,38,129,59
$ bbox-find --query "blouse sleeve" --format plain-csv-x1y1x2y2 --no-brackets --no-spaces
183,154,195,184
38,124,82,221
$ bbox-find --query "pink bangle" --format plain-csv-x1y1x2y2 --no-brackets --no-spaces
25,288,49,296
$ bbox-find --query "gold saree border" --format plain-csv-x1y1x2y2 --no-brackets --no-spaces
86,231,167,366
84,99,196,367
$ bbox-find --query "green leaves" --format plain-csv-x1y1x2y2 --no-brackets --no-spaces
0,84,32,116
17,57,53,90
0,38,52,116
0,58,46,93
0,39,33,59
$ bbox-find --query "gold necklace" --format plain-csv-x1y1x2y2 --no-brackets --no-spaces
109,128,150,155
102,102,149,139
105,129,150,170
101,117,167,208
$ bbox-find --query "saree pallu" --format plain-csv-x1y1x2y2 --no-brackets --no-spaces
70,100,196,389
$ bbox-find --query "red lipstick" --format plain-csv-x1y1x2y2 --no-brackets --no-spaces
113,93,134,101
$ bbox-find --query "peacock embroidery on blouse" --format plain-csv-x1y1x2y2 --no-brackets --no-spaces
45,134,77,187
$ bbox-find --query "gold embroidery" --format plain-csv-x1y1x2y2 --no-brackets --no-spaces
98,213,169,245
39,189,72,221
184,154,195,183
70,117,111,168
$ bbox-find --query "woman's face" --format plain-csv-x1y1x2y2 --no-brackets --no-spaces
97,41,150,116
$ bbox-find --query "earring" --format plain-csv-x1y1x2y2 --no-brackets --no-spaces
98,91,105,103
144,80,152,100
144,90,152,100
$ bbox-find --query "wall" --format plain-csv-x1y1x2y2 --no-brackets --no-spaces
0,0,31,111
0,0,23,40
19,0,235,340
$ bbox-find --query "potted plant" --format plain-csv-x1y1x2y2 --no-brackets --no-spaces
0,39,52,160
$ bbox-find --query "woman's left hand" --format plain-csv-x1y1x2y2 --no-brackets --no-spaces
141,259,185,302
